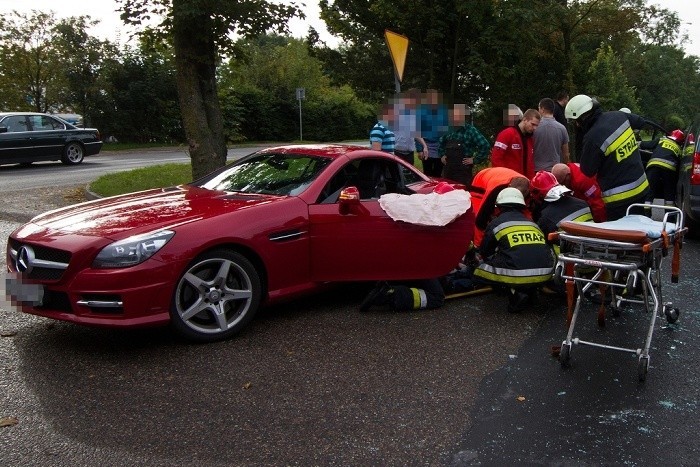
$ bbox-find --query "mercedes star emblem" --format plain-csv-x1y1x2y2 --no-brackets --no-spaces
16,245,36,274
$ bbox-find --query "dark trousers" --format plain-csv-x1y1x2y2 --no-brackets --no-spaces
442,163,474,187
394,150,415,165
646,167,677,204
390,279,445,310
422,158,443,177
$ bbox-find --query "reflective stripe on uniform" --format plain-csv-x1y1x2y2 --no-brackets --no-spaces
601,122,637,163
410,288,427,309
557,207,593,225
659,138,681,155
473,264,553,285
646,158,677,171
601,174,649,204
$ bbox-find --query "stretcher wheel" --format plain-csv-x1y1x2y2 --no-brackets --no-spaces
638,356,650,382
559,341,571,366
664,306,680,323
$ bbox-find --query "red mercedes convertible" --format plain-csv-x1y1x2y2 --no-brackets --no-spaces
5,144,474,342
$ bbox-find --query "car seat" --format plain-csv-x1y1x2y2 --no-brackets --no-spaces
355,159,386,199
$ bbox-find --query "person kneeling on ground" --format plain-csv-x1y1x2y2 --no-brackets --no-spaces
359,278,445,312
529,170,594,295
472,187,555,312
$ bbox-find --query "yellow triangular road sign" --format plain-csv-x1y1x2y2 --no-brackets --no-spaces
384,29,409,82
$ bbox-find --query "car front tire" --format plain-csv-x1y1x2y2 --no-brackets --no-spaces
62,142,85,165
170,250,262,342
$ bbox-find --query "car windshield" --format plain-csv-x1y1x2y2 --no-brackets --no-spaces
196,152,333,196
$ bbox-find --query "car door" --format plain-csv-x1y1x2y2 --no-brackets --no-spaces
0,115,33,164
677,116,700,228
28,114,66,158
308,157,474,282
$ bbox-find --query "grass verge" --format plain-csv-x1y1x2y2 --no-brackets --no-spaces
90,163,192,197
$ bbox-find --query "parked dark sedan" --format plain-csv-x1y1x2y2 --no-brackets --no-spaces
677,114,700,230
0,112,103,166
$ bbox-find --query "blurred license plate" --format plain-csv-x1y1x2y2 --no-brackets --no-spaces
5,275,44,306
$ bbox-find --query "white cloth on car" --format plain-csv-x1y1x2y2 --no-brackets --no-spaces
378,190,472,226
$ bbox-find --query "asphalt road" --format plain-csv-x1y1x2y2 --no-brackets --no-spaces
0,145,273,192
1,154,699,465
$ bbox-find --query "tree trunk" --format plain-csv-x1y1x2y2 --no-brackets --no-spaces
172,0,227,180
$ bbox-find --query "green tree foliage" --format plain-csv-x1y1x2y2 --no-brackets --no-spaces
624,44,700,130
318,0,497,103
316,0,696,135
98,43,182,143
586,44,638,112
0,10,118,127
219,35,374,142
53,16,118,126
0,11,65,112
118,0,303,179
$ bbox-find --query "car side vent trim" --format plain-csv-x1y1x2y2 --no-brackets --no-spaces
268,230,306,242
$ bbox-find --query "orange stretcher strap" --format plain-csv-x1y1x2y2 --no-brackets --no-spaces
672,236,681,283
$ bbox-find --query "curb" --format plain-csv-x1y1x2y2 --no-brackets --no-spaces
84,184,102,201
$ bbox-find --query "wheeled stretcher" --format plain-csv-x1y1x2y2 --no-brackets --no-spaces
549,204,687,381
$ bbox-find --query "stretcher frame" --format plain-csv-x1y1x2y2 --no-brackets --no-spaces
550,204,686,381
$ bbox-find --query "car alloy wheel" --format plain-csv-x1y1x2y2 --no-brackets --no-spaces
171,250,261,342
62,142,85,165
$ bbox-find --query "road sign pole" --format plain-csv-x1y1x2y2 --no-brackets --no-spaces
298,100,303,141
296,88,305,141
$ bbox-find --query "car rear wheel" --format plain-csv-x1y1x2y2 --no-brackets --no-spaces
61,142,85,165
170,250,262,342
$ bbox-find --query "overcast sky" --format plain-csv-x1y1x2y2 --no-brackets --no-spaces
0,0,340,47
0,0,696,56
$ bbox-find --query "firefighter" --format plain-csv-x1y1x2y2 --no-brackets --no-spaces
529,171,594,295
565,95,649,220
529,171,593,253
640,129,685,207
470,167,530,247
473,188,555,313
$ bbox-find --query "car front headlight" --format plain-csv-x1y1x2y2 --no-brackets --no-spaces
93,230,175,268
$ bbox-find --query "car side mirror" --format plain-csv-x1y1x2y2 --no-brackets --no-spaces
0,126,7,134
338,186,361,215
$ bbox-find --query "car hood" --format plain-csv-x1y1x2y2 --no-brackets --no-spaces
23,186,276,239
